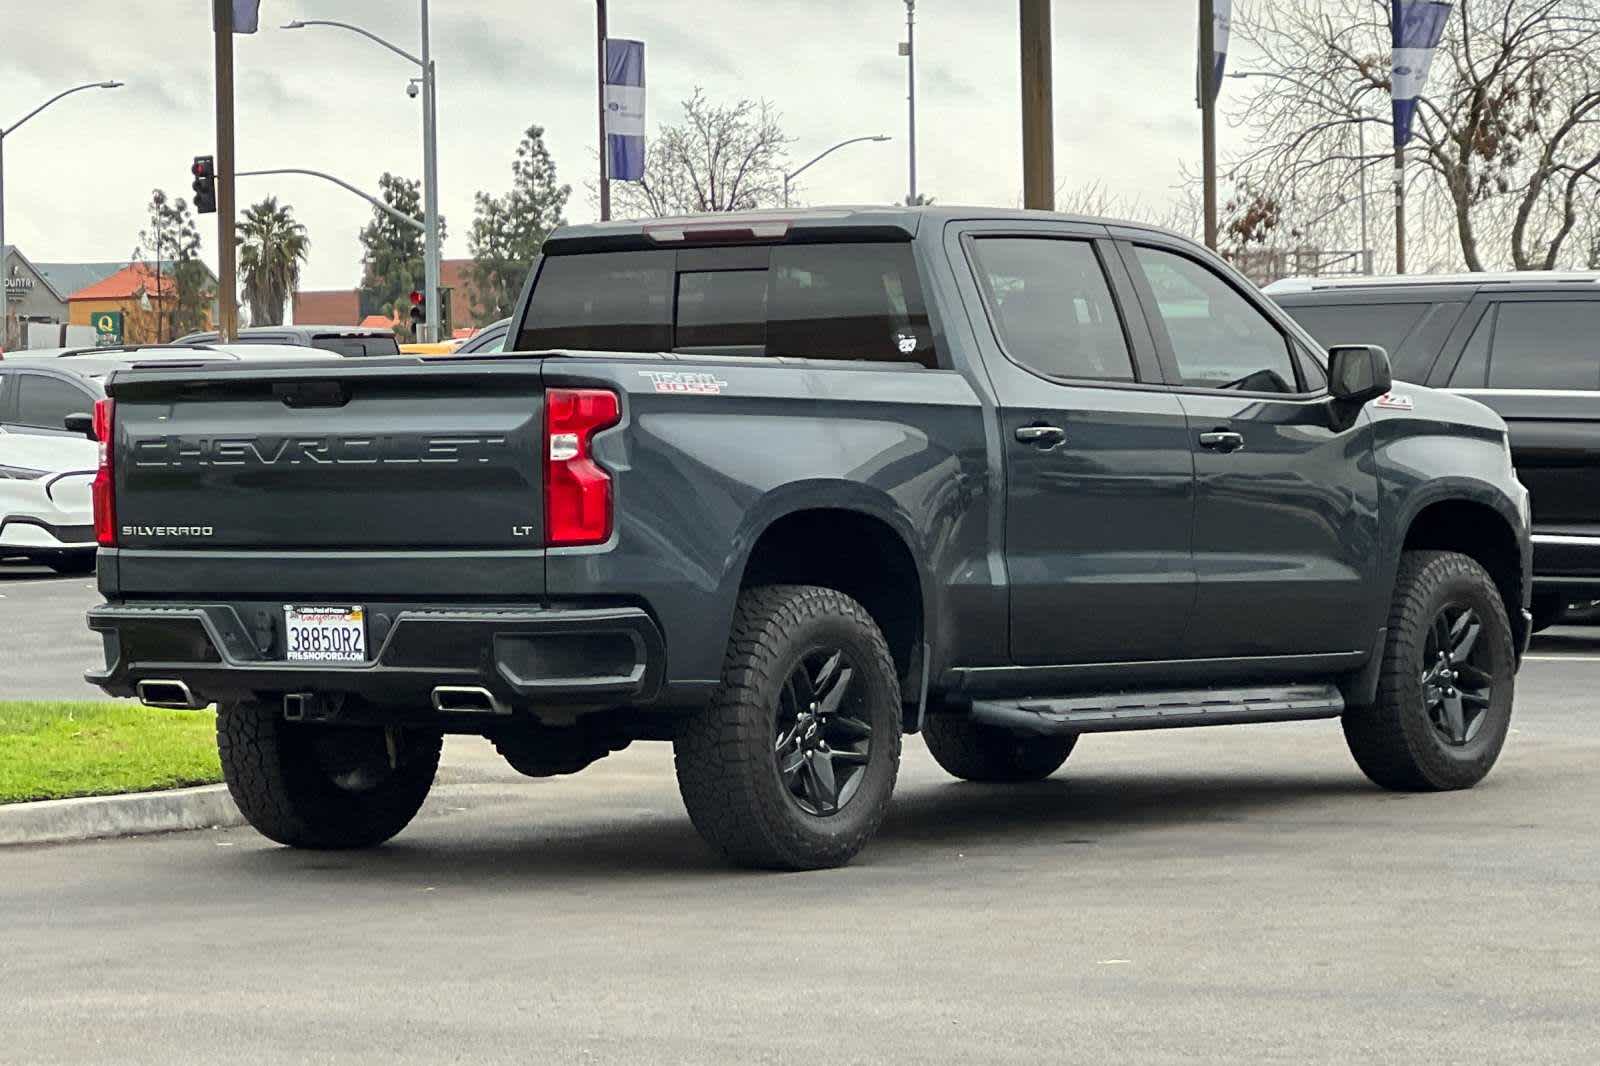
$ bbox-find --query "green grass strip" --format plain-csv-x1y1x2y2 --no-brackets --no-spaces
0,701,221,805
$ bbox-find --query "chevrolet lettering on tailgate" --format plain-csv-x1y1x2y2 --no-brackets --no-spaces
130,435,509,467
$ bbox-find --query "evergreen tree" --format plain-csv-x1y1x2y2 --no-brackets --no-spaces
467,125,570,321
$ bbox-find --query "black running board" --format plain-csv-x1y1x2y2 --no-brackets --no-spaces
968,683,1345,736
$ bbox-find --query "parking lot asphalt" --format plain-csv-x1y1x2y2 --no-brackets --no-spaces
2,562,1599,1064
0,559,104,700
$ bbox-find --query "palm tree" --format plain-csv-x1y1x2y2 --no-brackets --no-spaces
236,197,309,326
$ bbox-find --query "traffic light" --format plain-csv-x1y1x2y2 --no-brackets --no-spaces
191,156,217,214
409,290,426,329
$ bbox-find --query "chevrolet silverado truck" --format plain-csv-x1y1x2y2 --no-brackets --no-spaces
86,207,1532,870
1269,272,1600,631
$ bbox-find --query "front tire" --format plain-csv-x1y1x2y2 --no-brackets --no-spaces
674,585,902,870
923,710,1077,782
217,701,442,848
1343,551,1516,792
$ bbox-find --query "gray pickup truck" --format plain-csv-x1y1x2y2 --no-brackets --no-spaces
85,207,1532,869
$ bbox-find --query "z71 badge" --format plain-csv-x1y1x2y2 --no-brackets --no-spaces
1375,393,1415,410
640,371,729,396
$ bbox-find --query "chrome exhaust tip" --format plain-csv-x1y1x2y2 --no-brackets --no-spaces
137,679,200,710
431,686,509,715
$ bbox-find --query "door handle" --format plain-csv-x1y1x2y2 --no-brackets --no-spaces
1198,430,1245,452
1015,424,1067,448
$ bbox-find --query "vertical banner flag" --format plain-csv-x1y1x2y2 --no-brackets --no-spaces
1391,0,1452,147
233,0,262,33
605,39,646,182
1209,0,1233,103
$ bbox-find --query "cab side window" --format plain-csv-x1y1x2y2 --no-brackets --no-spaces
15,373,93,432
1486,302,1600,390
1133,246,1299,393
969,237,1137,383
1448,308,1494,388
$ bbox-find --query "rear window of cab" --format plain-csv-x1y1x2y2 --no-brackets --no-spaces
518,243,938,368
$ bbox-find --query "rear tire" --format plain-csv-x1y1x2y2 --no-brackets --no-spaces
923,710,1077,782
674,585,902,870
217,700,442,849
1343,550,1515,792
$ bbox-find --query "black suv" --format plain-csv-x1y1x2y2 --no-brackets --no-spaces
1270,273,1600,629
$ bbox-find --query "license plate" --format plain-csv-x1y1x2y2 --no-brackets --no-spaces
283,605,367,663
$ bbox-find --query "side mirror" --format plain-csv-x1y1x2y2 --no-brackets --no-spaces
1328,345,1394,405
64,412,96,440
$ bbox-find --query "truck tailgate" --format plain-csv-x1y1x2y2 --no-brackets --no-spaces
109,360,545,551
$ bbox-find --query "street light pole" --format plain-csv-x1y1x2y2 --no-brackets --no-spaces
597,0,611,222
419,0,440,341
283,8,440,341
214,0,239,341
1200,0,1218,249
0,80,123,349
903,0,917,205
783,135,892,208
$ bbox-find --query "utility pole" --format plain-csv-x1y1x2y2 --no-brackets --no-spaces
1199,0,1218,250
213,0,239,341
597,0,611,222
903,1,918,205
1393,145,1407,274
1020,0,1054,211
419,0,440,341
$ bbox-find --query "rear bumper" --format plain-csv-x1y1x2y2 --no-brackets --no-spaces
86,601,666,711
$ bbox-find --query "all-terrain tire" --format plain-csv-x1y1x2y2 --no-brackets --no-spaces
673,584,902,870
1343,550,1516,792
923,711,1077,782
217,700,442,849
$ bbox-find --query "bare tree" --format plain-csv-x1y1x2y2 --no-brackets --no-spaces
1227,0,1600,273
1055,180,1201,236
609,88,792,218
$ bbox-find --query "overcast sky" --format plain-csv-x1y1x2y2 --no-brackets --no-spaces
2,0,1227,293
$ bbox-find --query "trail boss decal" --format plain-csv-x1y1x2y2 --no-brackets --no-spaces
640,371,729,396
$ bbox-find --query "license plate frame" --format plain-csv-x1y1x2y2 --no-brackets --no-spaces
283,604,368,664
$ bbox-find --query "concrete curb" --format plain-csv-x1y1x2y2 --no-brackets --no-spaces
0,785,243,847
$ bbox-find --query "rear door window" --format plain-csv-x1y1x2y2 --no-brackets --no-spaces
518,243,937,367
968,237,1136,383
1486,301,1600,390
15,372,94,431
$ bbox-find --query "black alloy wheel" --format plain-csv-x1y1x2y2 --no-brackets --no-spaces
1421,603,1496,747
772,649,874,816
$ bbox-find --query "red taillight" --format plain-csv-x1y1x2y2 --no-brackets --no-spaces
544,388,620,547
92,398,116,547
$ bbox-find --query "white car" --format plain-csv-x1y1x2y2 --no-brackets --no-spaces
0,431,97,573
1,342,333,573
